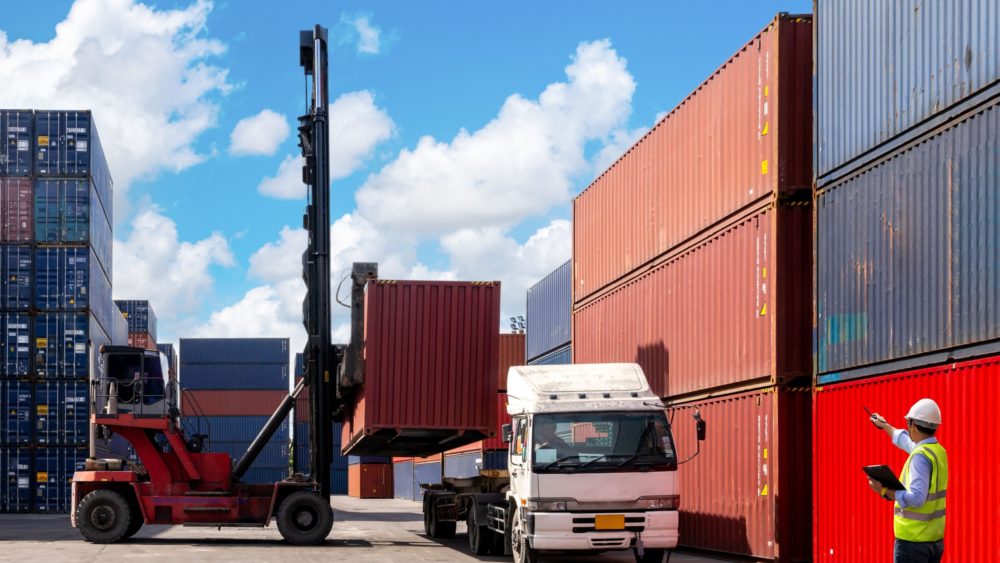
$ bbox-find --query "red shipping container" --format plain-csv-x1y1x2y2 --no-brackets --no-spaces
480,392,511,452
668,387,811,562
573,204,811,398
342,280,500,457
573,14,811,301
128,331,157,351
813,356,1000,563
182,389,288,417
348,463,393,499
0,177,32,242
497,333,525,391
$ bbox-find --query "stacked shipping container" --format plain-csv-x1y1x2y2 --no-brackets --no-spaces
115,300,157,351
812,2,1000,561
292,353,349,494
0,110,121,513
571,15,813,561
526,260,571,365
179,338,290,483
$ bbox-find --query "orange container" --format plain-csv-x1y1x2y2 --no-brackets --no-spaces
347,463,393,499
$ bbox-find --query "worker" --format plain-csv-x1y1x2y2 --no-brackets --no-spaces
533,419,573,459
868,399,948,563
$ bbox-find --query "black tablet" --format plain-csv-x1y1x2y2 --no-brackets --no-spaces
863,465,905,490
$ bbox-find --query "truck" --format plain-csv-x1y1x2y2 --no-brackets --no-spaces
422,363,704,563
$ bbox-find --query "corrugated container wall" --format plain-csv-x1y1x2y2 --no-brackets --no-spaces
496,333,525,391
526,260,571,361
342,280,500,457
180,363,288,391
393,460,414,500
668,388,811,561
35,178,112,276
0,245,32,309
114,299,157,341
110,310,128,346
35,313,109,379
181,390,289,417
0,178,32,241
813,356,1000,562
815,0,1000,182
156,343,177,376
0,110,33,177
180,338,289,364
815,101,1000,381
573,15,812,300
527,344,571,366
34,111,113,209
348,463,393,499
574,204,812,398
127,332,156,351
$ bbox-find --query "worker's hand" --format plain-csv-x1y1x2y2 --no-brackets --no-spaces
869,413,890,430
868,478,884,495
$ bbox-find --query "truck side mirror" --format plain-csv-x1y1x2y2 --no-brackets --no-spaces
502,423,512,443
694,410,706,441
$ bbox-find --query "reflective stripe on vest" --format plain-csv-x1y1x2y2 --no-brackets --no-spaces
894,442,948,542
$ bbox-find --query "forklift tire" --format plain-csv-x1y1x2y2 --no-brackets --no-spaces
76,490,132,544
123,511,144,539
467,505,490,555
276,491,334,545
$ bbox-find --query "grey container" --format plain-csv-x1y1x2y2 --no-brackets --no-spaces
526,260,571,361
180,338,289,365
816,100,1000,381
816,0,1000,182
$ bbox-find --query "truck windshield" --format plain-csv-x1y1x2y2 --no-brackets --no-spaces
531,412,676,473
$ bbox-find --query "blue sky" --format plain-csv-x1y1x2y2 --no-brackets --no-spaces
0,0,811,350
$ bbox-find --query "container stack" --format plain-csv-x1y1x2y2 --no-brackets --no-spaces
526,260,571,365
1,109,120,514
292,353,348,494
571,15,813,562
115,299,157,351
156,342,177,379
812,3,1000,561
179,338,290,483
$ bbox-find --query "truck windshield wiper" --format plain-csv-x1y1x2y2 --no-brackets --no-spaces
542,456,580,470
578,455,609,468
617,452,667,467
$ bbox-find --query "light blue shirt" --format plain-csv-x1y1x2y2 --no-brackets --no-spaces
891,430,938,509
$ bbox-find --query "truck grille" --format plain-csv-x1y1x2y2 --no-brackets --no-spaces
571,516,645,534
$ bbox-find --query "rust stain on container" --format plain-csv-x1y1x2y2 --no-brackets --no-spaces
347,463,393,499
573,14,812,301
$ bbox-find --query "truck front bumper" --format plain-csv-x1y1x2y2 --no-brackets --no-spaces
528,510,679,551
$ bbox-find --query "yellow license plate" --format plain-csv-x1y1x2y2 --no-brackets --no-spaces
594,514,625,530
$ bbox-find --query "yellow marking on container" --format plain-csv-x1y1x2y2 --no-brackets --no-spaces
762,267,767,279
37,472,48,482
761,160,768,175
761,122,769,136
759,303,767,316
37,405,49,415
761,484,769,496
37,135,49,146
37,338,48,347
763,448,768,459
764,85,769,97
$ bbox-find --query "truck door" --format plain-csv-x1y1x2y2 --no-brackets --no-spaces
509,416,532,500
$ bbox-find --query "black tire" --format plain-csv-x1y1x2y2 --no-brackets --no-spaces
510,509,539,563
75,490,132,544
422,494,433,535
275,491,334,545
634,548,667,563
123,509,144,539
430,510,457,539
467,505,491,555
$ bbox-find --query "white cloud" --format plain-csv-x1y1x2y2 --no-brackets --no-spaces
258,91,393,199
113,207,235,325
229,109,289,156
341,13,382,55
356,39,635,235
0,0,231,206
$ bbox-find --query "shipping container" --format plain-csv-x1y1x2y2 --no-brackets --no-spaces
33,111,112,207
443,450,481,479
1,446,31,512
238,467,289,484
127,332,157,351
815,0,1000,182
180,363,289,391
110,310,128,346
0,110,33,176
32,446,86,512
198,416,288,443
1,379,32,444
573,15,812,300
1,313,30,376
34,246,114,336
574,204,812,398
181,389,289,417
816,101,1000,381
348,455,390,465
814,355,1000,562
481,393,512,452
0,245,32,310
35,178,112,275
157,342,177,375
668,387,811,561
0,178,32,242
496,333,525,391
481,450,506,471
294,352,303,378
413,461,442,502
180,338,289,365
33,380,88,445
348,463,393,499
526,260,571,361
114,300,157,341
393,459,414,500
34,312,109,379
527,343,571,366
331,468,348,495
208,440,288,469
342,280,500,456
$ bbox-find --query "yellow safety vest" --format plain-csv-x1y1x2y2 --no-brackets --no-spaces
894,442,948,542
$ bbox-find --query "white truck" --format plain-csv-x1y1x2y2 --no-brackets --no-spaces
422,363,704,563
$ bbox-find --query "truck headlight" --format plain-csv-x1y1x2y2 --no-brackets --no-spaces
639,495,680,510
526,498,571,511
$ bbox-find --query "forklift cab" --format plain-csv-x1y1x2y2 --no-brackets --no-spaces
99,345,178,417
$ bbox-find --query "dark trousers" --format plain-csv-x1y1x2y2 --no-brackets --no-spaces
894,539,944,563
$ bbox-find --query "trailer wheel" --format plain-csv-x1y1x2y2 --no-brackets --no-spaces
76,490,132,544
510,509,539,563
467,505,491,555
276,491,334,545
422,494,433,535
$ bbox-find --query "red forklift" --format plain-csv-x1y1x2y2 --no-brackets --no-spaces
70,25,346,545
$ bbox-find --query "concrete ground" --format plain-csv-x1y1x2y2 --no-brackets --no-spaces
0,496,738,562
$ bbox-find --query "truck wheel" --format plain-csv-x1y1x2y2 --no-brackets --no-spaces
510,510,539,563
467,505,491,555
276,491,334,545
76,490,132,543
422,494,433,535
634,548,666,563
429,510,456,539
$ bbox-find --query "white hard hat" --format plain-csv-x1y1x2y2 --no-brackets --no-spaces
906,398,942,428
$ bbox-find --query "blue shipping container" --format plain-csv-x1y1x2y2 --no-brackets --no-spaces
114,300,157,341
816,101,1000,380
180,338,289,365
294,352,302,378
110,309,128,347
1,313,30,376
1,447,32,512
0,110,33,176
34,312,109,379
33,446,86,513
240,467,288,484
816,0,1000,181
443,451,480,479
209,440,288,468
331,468,348,495
199,416,288,442
526,260,572,361
482,450,507,471
393,460,414,500
157,343,176,374
2,379,32,444
33,111,113,212
35,246,114,335
33,380,89,445
34,179,112,277
181,363,290,390
413,461,442,502
527,344,571,366
0,245,32,310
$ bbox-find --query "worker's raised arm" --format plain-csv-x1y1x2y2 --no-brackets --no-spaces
869,412,896,438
